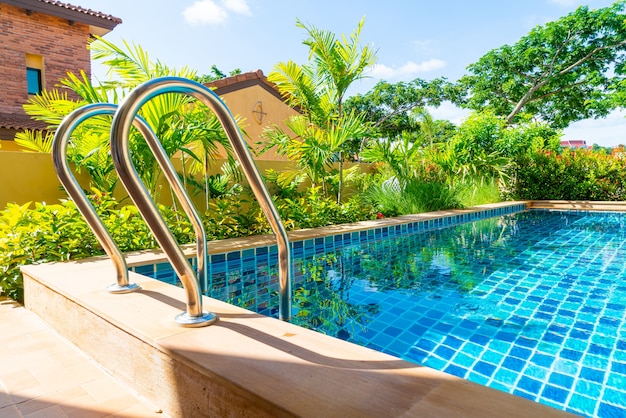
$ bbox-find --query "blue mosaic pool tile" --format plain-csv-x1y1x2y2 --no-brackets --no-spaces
580,367,606,384
531,353,554,368
493,368,518,386
605,373,626,390
542,384,568,404
560,348,583,362
567,394,597,417
443,335,463,349
584,354,610,372
382,325,403,337
514,389,538,402
434,345,456,360
502,356,525,373
549,372,574,389
602,387,626,407
589,343,612,357
444,364,468,378
598,402,626,418
133,264,154,276
474,360,497,378
610,362,626,375
510,346,532,360
423,356,447,370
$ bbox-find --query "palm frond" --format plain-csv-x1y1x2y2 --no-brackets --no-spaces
14,130,55,153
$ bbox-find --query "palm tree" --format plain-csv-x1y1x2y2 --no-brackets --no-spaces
267,17,376,202
263,110,367,196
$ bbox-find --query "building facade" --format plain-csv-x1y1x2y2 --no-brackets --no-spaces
204,70,301,161
0,0,120,147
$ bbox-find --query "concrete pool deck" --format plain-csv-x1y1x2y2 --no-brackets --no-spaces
13,201,602,417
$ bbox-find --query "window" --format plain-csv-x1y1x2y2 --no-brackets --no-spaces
25,53,44,95
26,67,42,95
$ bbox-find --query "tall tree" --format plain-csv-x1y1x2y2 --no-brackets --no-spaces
267,17,376,202
460,1,626,128
344,77,458,139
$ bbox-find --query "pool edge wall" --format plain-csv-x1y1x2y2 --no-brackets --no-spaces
21,224,576,416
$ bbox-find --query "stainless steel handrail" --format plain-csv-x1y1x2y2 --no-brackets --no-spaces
111,77,292,322
52,103,140,294
108,97,216,327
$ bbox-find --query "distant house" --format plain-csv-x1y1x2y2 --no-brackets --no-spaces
203,70,301,161
0,0,121,150
560,139,588,149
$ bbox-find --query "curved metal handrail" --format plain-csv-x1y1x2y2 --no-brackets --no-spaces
52,103,141,294
111,76,292,322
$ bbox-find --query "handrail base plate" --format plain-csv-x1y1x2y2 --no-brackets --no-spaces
175,311,218,327
107,282,142,294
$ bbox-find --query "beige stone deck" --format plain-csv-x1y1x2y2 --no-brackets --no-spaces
0,297,163,417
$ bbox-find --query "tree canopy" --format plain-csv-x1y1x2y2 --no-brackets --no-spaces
344,77,460,139
459,1,626,129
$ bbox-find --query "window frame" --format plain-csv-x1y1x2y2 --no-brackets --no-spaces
26,66,42,95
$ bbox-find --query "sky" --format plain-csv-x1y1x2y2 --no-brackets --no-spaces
78,0,625,147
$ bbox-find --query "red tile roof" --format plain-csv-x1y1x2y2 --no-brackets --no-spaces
0,113,48,131
204,70,279,95
204,70,302,112
2,0,122,31
560,139,588,148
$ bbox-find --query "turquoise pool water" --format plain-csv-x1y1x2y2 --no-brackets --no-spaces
134,208,626,417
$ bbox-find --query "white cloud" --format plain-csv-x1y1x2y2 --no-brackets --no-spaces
368,59,446,80
182,0,251,26
223,0,251,15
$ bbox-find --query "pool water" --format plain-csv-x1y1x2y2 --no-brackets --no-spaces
136,209,626,417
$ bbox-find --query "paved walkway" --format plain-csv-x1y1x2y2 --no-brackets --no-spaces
0,297,165,418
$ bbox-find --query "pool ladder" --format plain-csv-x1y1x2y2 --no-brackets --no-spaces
52,77,292,326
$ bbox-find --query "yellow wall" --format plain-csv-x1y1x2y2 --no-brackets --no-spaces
217,84,300,161
0,151,92,208
0,152,302,209
0,139,28,151
0,151,372,210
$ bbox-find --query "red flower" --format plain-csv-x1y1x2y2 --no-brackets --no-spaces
376,212,385,219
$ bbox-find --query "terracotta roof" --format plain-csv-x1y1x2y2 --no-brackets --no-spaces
204,69,302,113
561,139,588,148
0,112,48,131
2,0,122,34
204,70,284,97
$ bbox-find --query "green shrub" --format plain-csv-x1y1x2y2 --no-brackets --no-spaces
0,194,196,302
365,177,462,217
0,188,377,302
0,201,101,302
511,149,626,200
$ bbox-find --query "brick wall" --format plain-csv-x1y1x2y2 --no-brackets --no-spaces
0,3,91,113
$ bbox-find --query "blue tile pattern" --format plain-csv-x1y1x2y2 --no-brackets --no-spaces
133,206,626,417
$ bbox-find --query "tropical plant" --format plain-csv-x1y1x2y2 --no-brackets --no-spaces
262,110,368,196
265,17,376,202
17,37,237,198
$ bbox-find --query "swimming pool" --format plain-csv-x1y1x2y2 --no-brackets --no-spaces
133,207,626,417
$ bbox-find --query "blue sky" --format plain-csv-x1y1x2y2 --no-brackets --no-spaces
79,0,624,146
